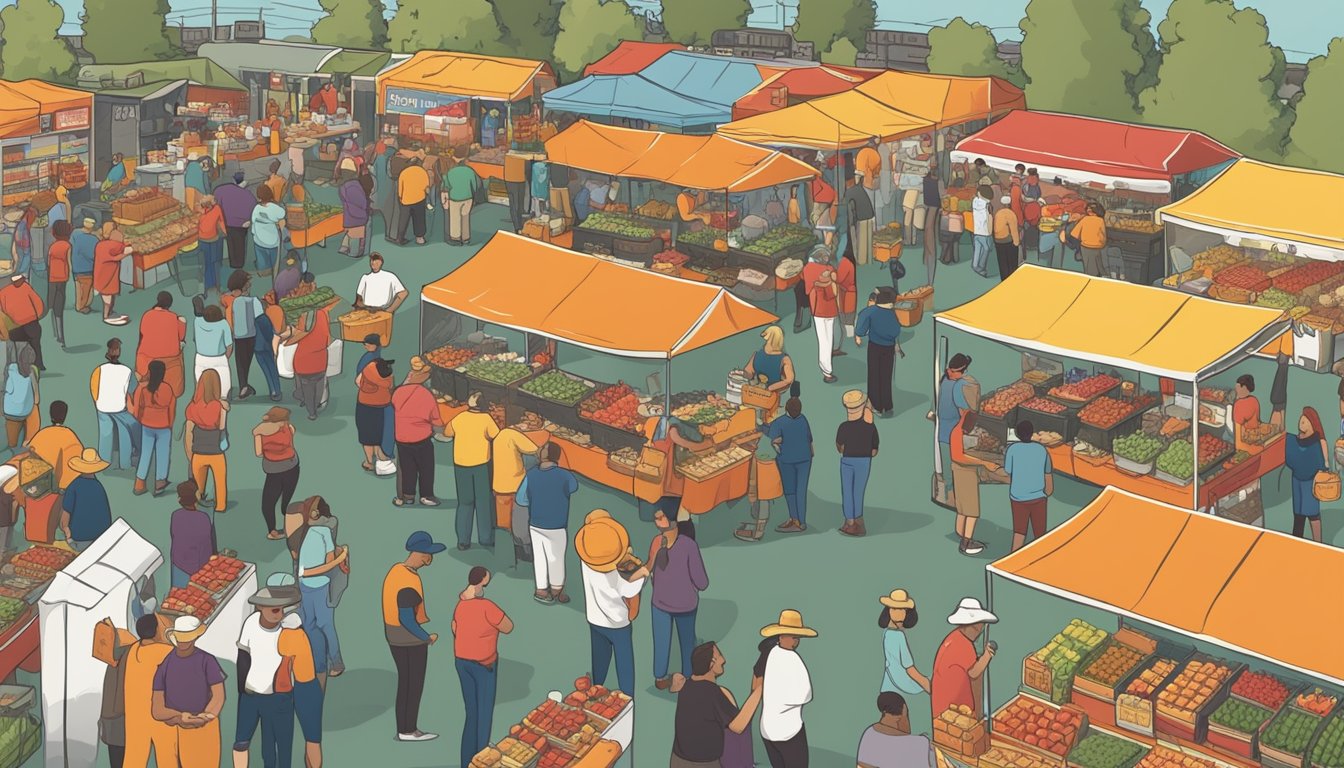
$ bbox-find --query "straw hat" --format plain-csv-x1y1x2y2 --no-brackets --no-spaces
165,615,207,646
575,511,629,573
68,448,110,475
760,609,818,639
947,597,998,626
880,589,915,610
842,389,868,410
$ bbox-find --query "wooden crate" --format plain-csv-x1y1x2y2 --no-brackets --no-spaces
989,693,1087,768
1073,628,1159,702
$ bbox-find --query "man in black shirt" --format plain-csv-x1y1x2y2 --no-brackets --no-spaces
843,171,876,266
837,390,880,537
670,642,763,768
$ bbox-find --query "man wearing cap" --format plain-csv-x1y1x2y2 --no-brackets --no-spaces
136,291,187,397
759,609,817,767
152,616,226,768
72,217,99,313
354,252,407,315
803,245,839,383
383,531,445,742
854,289,905,418
61,446,112,551
578,510,649,695
836,390,879,537
932,598,997,721
392,358,444,507
452,567,514,767
0,273,45,370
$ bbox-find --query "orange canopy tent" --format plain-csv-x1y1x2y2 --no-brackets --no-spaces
0,79,91,139
377,50,555,103
421,232,778,358
731,64,881,120
544,120,818,192
989,486,1344,686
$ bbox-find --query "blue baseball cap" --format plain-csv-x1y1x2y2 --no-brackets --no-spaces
405,531,446,554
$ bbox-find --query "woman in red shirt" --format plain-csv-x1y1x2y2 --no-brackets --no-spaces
185,369,229,513
133,360,178,496
355,357,394,471
287,307,331,421
253,406,300,540
47,220,72,347
197,196,227,297
95,222,132,326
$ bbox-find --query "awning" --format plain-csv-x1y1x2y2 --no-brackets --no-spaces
0,79,92,139
93,80,189,101
1158,159,1344,257
733,65,881,119
421,233,777,358
990,487,1344,686
544,121,817,192
542,75,732,128
717,70,1023,150
318,50,392,78
952,111,1240,192
584,42,684,77
934,264,1288,380
77,58,247,92
377,51,554,103
197,41,338,78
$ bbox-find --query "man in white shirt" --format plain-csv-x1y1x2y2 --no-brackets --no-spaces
759,609,816,768
234,575,313,768
575,510,648,696
354,252,408,316
970,186,994,278
89,338,140,470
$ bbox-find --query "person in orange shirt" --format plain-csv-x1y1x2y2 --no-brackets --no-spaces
452,567,514,768
832,244,858,358
947,412,1007,556
383,530,445,742
26,400,83,491
197,195,227,297
47,220,72,347
94,223,133,326
0,273,46,369
136,292,187,397
132,360,178,496
1232,374,1262,452
121,614,176,768
1068,202,1107,277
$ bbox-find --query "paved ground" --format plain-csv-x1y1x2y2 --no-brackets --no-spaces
17,190,1343,767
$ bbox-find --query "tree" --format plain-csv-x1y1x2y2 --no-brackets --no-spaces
660,0,751,47
1138,0,1290,159
1287,38,1344,173
820,38,858,67
486,0,562,62
81,0,176,63
795,0,876,56
0,0,76,82
1122,6,1161,94
553,0,642,80
311,0,389,50
927,18,1025,87
1018,0,1156,120
387,0,502,54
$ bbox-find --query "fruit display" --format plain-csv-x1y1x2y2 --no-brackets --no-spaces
1199,387,1229,404
1113,432,1165,465
980,746,1055,768
991,696,1084,756
581,686,631,721
1272,260,1344,294
1208,697,1272,734
1310,715,1344,768
299,200,342,224
10,546,75,580
537,745,576,768
162,585,217,617
671,394,740,427
635,199,676,220
1193,245,1248,273
520,371,593,406
1020,397,1068,415
0,714,39,768
1049,374,1121,403
471,734,538,768
1230,669,1293,710
1241,421,1281,445
1213,264,1272,293
1125,659,1178,698
1196,434,1232,471
1297,688,1339,716
652,249,689,267
678,444,753,480
1155,440,1193,481
0,597,26,632
461,358,532,386
190,555,247,595
579,212,656,240
969,428,1002,455
1079,397,1142,429
279,286,337,322
741,224,816,257
1134,747,1215,768
982,383,1035,418
1079,641,1146,688
424,343,478,370
1105,212,1163,234
1068,730,1147,768
677,227,730,247
1155,659,1233,720
580,383,642,433
506,723,549,752
523,700,590,741
1030,620,1108,701
1262,707,1321,756
1256,287,1298,310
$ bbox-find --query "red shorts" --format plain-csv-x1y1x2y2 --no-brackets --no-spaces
1011,498,1048,538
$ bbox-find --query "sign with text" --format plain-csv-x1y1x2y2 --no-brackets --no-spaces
54,107,90,131
383,87,466,116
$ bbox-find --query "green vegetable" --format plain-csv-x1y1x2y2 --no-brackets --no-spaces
461,360,531,386
1210,698,1272,733
1311,716,1344,768
1256,288,1297,310
678,227,729,247
1263,708,1321,755
1113,432,1164,464
741,224,816,256
1156,440,1194,480
279,286,337,322
301,201,342,221
1068,731,1147,768
580,212,656,240
520,371,592,405
681,404,739,426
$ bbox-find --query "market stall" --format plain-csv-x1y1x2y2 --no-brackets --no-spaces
0,80,91,261
951,111,1240,284
962,486,1344,768
731,63,879,120
583,41,684,77
933,265,1289,516
1157,158,1344,373
421,233,776,517
471,675,633,768
543,120,819,303
111,183,200,288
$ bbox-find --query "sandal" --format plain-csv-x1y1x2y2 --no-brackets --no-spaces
393,497,414,507
267,531,285,541
361,462,374,472
551,590,570,605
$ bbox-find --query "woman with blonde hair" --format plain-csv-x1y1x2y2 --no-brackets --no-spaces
743,325,795,421
185,369,229,513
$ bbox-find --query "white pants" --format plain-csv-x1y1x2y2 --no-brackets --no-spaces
193,353,232,398
814,316,836,376
529,526,567,590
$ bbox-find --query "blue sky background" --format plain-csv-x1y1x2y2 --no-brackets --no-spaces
7,0,1340,62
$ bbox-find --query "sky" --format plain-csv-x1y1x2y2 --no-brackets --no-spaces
11,0,1342,62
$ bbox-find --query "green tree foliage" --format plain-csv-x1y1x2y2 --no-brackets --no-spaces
660,0,751,47
387,0,502,54
1287,38,1344,173
795,0,876,54
1122,6,1162,94
1138,0,1290,158
1018,0,1155,120
820,38,858,67
927,18,1025,86
0,0,76,82
553,0,642,80
486,0,562,62
311,0,389,50
81,0,176,63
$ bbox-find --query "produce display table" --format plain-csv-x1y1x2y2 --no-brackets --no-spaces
131,237,195,290
288,214,343,249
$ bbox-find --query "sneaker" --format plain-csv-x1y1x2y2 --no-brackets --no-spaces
238,386,256,400
104,315,130,326
962,539,986,555
269,393,283,402
396,731,438,742
533,591,555,605
419,497,440,507
823,375,838,383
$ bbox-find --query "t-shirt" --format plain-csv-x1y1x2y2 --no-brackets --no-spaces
153,648,225,713
444,165,479,202
1233,395,1260,428
64,475,112,542
397,165,430,205
236,612,307,694
881,629,922,695
518,465,579,530
580,562,644,630
808,280,839,318
298,525,335,589
392,384,442,443
48,241,71,282
931,630,977,717
492,429,539,494
1004,441,1052,502
92,363,134,414
450,410,500,467
760,646,812,742
856,147,882,190
1070,215,1107,249
71,230,98,274
249,203,286,249
857,729,933,768
972,196,992,236
836,419,879,458
170,507,215,575
134,386,177,430
764,414,812,465
673,679,738,762
453,598,506,665
139,307,187,360
357,363,393,407
357,270,406,309
383,563,429,645
194,317,232,357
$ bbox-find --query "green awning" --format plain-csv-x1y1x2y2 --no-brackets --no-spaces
76,58,246,91
94,80,188,100
318,50,390,77
197,41,337,78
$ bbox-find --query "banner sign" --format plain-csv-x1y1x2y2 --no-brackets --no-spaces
383,87,466,116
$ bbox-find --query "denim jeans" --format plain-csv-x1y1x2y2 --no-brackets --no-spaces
300,583,342,673
778,460,811,525
171,566,191,589
200,238,224,294
255,351,282,397
840,456,872,520
589,623,635,695
972,234,993,273
254,243,278,273
233,690,295,768
650,605,697,680
136,426,171,482
455,658,497,768
97,410,140,470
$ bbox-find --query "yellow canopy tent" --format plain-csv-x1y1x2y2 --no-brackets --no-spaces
421,232,778,358
544,120,818,192
989,486,1344,686
377,50,555,104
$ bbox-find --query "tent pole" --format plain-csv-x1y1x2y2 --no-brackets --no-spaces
984,569,994,720
664,360,672,415
1192,375,1200,513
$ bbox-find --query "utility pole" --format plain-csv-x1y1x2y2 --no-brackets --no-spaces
211,0,217,42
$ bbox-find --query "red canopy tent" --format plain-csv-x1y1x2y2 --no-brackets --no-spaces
583,42,685,77
731,64,882,119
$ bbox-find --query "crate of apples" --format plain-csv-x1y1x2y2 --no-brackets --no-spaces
1229,669,1293,711
190,555,246,595
1048,374,1121,403
580,384,642,432
1078,397,1136,429
1134,746,1215,768
524,700,588,740
537,744,575,768
992,695,1084,757
162,586,217,618
981,383,1034,418
1020,397,1068,416
11,546,76,580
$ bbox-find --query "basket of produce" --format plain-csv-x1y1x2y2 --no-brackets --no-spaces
1076,396,1156,453
873,225,903,263
978,383,1036,442
516,370,598,429
1023,620,1109,704
652,249,689,268
1074,628,1157,703
1308,711,1344,768
14,454,53,499
1018,398,1079,442
1034,431,1066,448
635,199,676,221
279,286,338,325
189,555,248,598
1111,432,1165,476
933,705,989,759
737,224,817,271
423,343,480,399
605,446,639,477
286,201,342,231
1207,697,1275,759
0,597,29,636
1197,433,1234,473
990,693,1087,765
338,309,393,346
1154,656,1241,743
1261,704,1329,768
0,714,40,768
577,212,657,241
1048,373,1122,406
1153,440,1194,486
1066,727,1149,768
1257,288,1300,311
1242,421,1282,446
579,383,645,452
9,545,74,581
457,356,533,405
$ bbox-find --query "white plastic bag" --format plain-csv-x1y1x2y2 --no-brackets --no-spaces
375,459,396,476
277,342,296,379
325,338,343,377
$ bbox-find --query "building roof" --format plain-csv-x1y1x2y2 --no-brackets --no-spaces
77,58,246,92
197,41,340,77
